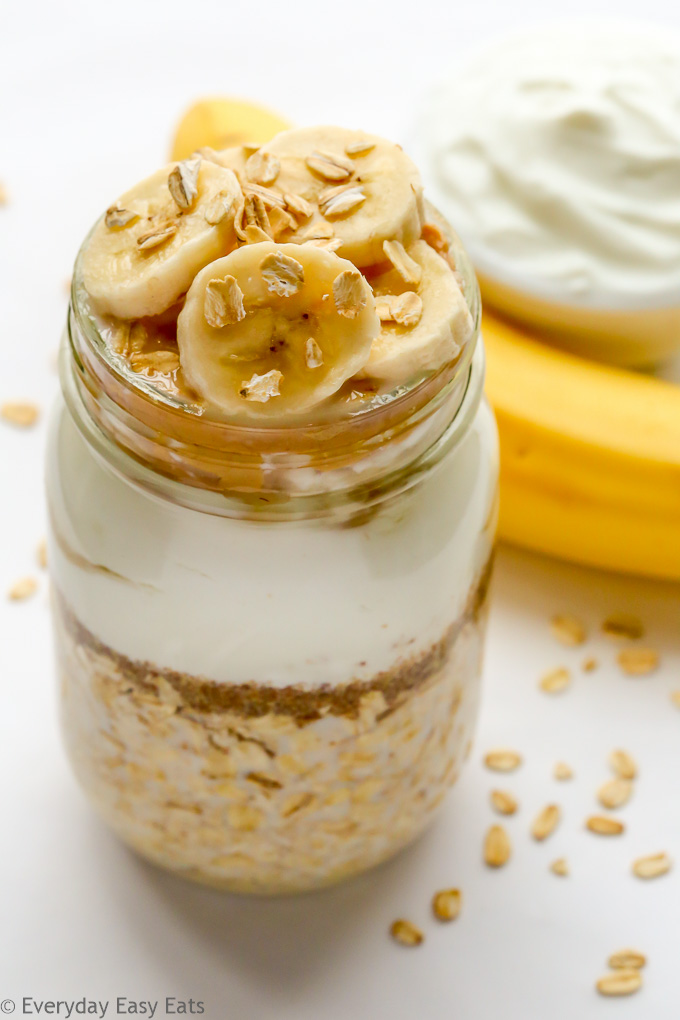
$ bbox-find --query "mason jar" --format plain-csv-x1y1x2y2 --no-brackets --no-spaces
46,223,498,894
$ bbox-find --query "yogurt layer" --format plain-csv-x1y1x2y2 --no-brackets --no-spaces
47,347,497,687
421,23,680,307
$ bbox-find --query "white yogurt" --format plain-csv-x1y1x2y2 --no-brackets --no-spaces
46,344,497,688
421,22,680,307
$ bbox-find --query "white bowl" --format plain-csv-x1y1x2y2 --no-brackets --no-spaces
411,19,680,368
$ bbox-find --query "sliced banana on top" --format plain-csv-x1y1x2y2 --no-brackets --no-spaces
213,127,423,267
177,242,379,419
81,160,242,319
362,240,473,384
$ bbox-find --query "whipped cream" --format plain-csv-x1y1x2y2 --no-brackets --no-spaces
421,23,680,306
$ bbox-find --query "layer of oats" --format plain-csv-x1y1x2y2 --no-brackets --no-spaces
54,562,490,894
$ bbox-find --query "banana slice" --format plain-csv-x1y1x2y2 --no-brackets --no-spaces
362,240,473,384
177,242,379,419
243,127,424,267
81,160,242,319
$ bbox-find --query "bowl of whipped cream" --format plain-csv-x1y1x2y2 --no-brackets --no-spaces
416,21,680,367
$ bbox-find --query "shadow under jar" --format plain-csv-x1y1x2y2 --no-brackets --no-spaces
47,224,498,895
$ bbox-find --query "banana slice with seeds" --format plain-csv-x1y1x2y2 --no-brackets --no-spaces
362,240,473,384
81,160,242,319
248,127,424,267
177,242,379,419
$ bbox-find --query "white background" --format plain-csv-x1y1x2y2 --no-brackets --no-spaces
1,1,680,1017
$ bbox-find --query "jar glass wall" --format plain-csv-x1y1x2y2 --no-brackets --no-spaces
47,218,499,894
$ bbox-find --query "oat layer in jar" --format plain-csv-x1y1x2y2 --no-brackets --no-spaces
46,127,499,894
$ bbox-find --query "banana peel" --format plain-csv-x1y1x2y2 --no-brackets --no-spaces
483,310,680,581
170,97,291,161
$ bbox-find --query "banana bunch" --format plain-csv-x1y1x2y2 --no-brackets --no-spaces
170,97,291,162
483,311,680,581
80,114,473,421
167,97,680,579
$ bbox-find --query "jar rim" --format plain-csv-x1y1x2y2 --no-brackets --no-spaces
61,337,486,520
63,207,482,507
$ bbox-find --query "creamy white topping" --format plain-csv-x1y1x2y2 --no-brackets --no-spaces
421,23,680,306
46,353,497,688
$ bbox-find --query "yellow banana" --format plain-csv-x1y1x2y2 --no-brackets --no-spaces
170,97,291,162
483,311,680,581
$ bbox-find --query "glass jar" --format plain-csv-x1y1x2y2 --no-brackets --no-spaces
47,224,498,894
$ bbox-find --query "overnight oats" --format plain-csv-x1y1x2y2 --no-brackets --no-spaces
46,126,499,894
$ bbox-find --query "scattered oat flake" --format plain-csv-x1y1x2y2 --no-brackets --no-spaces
245,150,280,186
243,225,271,244
598,778,633,810
8,577,37,601
596,970,642,997
432,888,462,922
204,191,234,226
609,950,646,971
131,351,180,375
305,150,354,181
168,157,201,211
484,824,511,867
617,647,659,676
390,919,423,947
300,220,335,241
383,240,422,285
260,252,304,297
345,139,376,157
105,205,140,229
1,401,40,427
283,192,314,220
321,185,366,219
550,614,587,646
304,338,323,369
0,181,7,205
484,749,522,773
333,269,366,318
553,761,573,781
421,222,449,254
609,749,637,780
244,184,286,209
539,667,571,694
305,237,342,253
490,790,518,816
586,815,625,835
391,292,423,327
376,297,394,322
550,858,569,877
532,804,561,841
137,222,178,250
377,293,423,327
582,657,598,672
36,539,47,570
632,852,672,879
244,193,271,235
602,613,645,640
267,205,297,240
671,691,680,709
233,195,248,240
240,369,282,403
204,275,245,328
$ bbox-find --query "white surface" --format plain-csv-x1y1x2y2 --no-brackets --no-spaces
2,0,680,1017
